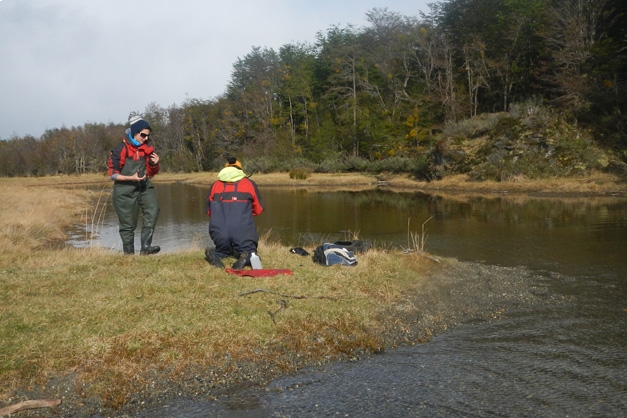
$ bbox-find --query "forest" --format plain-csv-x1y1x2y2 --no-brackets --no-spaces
1,0,626,179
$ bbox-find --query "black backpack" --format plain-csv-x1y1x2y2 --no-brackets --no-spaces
312,243,358,266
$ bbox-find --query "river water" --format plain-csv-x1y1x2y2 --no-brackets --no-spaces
77,183,627,417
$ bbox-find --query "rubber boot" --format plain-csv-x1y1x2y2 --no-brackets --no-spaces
232,252,249,270
140,229,160,255
123,244,135,255
204,248,225,268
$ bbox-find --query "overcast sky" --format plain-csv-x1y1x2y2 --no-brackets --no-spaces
0,0,430,139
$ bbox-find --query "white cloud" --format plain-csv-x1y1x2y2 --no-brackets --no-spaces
0,0,429,139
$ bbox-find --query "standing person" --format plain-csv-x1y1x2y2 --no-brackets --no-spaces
107,115,161,255
205,157,264,269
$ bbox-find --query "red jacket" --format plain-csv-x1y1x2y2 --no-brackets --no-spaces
206,178,264,217
108,137,159,178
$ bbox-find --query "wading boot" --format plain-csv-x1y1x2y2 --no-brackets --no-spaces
231,252,249,270
204,248,225,269
123,244,135,255
140,229,161,255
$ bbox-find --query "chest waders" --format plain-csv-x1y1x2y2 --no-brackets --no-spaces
208,180,259,268
112,151,160,255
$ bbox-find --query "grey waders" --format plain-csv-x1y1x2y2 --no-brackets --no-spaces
112,156,160,255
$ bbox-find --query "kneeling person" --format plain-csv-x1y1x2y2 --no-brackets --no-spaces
205,158,264,269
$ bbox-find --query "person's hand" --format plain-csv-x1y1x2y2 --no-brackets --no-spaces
150,153,160,165
132,170,147,182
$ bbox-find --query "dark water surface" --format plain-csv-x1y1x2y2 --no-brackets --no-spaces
77,183,627,417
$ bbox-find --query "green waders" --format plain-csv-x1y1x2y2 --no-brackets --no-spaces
112,156,160,255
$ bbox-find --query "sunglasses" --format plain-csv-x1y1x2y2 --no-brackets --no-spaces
139,132,150,139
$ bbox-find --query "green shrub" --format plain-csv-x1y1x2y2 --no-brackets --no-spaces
370,156,430,176
242,156,316,174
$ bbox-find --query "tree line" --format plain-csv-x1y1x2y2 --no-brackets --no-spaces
2,0,625,177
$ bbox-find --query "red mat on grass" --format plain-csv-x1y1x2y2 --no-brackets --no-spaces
225,268,293,277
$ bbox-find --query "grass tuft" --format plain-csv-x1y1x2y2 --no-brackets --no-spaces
288,167,313,180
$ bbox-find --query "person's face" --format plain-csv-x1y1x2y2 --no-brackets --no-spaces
134,129,151,143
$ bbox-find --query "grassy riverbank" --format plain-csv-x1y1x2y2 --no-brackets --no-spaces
1,172,626,416
4,169,626,195
160,170,627,196
1,174,437,414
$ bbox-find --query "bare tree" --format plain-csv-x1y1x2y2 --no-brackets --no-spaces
541,0,607,111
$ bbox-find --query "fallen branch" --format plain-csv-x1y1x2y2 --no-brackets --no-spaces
0,399,62,416
239,288,305,299
238,288,337,300
268,299,287,324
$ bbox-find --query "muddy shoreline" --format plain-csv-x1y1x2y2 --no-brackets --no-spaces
6,258,560,418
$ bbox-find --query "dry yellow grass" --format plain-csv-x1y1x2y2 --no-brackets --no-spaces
415,172,627,195
1,241,432,407
151,171,384,192
155,171,627,195
4,170,624,194
0,183,94,264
